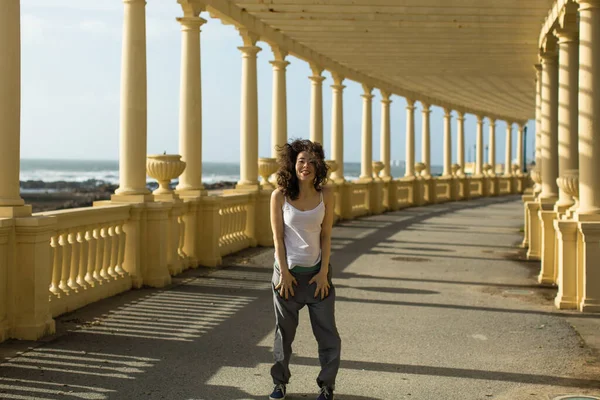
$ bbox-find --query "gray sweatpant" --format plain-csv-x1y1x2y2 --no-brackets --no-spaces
270,264,342,389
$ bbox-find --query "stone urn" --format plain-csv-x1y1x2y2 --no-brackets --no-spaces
258,157,278,188
557,169,579,211
325,160,338,181
451,164,461,177
372,161,384,180
414,162,426,177
146,154,186,194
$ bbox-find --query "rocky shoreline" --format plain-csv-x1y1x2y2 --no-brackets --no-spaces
21,180,237,213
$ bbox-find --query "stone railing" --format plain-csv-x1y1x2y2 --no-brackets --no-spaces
39,205,133,317
0,165,528,343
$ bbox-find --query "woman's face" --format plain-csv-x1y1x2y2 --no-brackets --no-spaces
295,151,315,182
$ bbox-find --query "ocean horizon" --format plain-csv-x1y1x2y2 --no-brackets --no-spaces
20,158,445,186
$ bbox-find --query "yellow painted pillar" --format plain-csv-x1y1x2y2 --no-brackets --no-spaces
475,115,484,176
488,118,496,175
330,73,345,183
575,0,600,216
176,11,206,196
380,91,392,179
0,0,29,217
360,85,374,181
539,41,560,203
309,64,325,146
405,99,416,177
504,123,512,176
270,46,288,158
456,111,465,175
115,0,151,198
421,103,431,178
534,64,543,171
555,23,579,210
443,108,452,177
517,123,524,174
237,30,261,190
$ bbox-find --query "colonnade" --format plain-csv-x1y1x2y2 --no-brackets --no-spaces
523,0,600,313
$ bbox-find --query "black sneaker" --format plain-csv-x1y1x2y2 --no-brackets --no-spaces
269,383,286,400
316,386,334,400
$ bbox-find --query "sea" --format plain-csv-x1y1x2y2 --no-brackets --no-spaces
19,159,444,188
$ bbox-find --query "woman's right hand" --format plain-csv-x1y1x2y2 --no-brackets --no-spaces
275,269,297,300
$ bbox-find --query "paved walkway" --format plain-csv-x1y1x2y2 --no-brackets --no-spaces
0,196,599,400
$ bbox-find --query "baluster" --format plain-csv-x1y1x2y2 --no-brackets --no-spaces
67,231,82,292
49,235,62,296
178,215,186,260
108,225,118,278
115,222,126,276
58,232,71,295
76,231,88,289
94,227,105,283
100,225,111,281
84,229,97,286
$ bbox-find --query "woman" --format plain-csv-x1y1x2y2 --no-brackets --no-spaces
269,139,341,400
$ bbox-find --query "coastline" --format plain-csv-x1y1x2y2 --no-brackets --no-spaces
21,180,237,213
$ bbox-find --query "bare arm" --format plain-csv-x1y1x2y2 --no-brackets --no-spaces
270,189,296,299
319,186,335,274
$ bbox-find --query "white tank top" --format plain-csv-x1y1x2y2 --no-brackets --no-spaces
280,192,325,269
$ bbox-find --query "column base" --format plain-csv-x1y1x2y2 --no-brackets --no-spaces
555,295,578,310
0,205,32,218
580,299,600,313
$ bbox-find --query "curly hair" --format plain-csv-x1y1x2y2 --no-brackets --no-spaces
276,139,328,200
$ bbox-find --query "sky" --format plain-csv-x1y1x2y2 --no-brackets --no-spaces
19,0,537,166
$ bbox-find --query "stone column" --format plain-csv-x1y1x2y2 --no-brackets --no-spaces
534,64,543,169
576,0,600,216
114,0,150,199
270,46,289,158
360,85,374,181
504,123,512,176
555,24,579,209
405,99,416,177
380,91,392,179
330,73,345,183
539,39,560,203
488,118,496,174
421,103,432,177
0,0,29,217
457,111,465,175
517,123,525,174
476,115,484,176
443,108,452,177
175,11,206,196
237,30,261,190
309,64,325,146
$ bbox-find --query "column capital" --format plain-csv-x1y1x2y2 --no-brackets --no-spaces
456,110,465,120
361,83,373,96
269,59,290,70
309,76,326,84
238,28,260,47
331,83,346,91
238,45,261,56
488,118,496,126
421,103,431,113
554,27,579,44
177,0,205,17
361,93,375,100
540,33,559,59
443,107,452,117
476,115,485,123
533,63,543,74
406,98,415,108
176,16,207,30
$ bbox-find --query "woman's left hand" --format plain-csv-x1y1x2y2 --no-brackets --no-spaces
309,271,330,300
